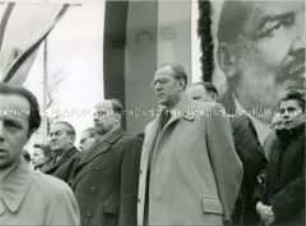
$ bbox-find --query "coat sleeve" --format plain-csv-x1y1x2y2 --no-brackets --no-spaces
270,169,305,222
204,103,243,222
46,180,81,225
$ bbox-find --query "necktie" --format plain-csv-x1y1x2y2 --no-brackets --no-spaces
160,109,171,129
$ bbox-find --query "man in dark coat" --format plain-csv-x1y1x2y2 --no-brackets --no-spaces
229,115,267,225
44,121,79,180
256,90,305,225
69,99,142,226
119,133,143,226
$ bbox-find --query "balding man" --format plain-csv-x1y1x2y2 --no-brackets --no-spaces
69,99,143,226
186,82,218,102
138,63,243,225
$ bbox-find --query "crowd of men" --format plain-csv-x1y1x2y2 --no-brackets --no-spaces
0,0,305,225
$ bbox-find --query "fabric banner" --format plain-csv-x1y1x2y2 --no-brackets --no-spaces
0,2,69,85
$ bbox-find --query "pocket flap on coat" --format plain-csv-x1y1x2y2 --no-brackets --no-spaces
200,195,223,214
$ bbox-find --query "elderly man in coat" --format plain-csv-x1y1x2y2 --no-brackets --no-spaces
138,63,243,225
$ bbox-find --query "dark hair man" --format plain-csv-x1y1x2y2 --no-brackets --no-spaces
68,99,143,226
0,83,80,225
217,0,305,143
45,120,79,178
138,63,242,225
256,90,305,225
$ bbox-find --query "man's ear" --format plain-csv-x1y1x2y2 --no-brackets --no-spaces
178,79,187,91
217,43,238,79
114,113,122,124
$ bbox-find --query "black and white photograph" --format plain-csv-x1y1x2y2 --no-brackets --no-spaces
0,0,305,225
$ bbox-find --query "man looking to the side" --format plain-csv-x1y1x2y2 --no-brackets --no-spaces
79,127,98,152
0,83,80,225
45,121,79,177
138,63,243,225
186,81,218,102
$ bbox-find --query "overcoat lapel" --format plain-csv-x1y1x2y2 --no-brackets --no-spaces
72,128,124,183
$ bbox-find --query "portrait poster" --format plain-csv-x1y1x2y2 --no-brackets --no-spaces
199,0,305,143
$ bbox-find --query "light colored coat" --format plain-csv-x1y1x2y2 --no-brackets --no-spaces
0,158,80,225
138,97,243,225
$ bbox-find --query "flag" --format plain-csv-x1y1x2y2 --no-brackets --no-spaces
0,1,69,85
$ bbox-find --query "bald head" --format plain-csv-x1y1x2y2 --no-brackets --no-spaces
187,82,218,102
93,99,123,135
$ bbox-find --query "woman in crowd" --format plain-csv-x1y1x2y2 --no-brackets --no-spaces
31,143,52,172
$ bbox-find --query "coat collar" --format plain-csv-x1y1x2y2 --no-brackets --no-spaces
0,158,32,214
45,146,78,173
79,127,125,165
145,96,195,148
157,95,195,127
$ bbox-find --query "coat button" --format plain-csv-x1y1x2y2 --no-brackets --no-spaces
86,212,92,218
90,186,97,194
138,198,141,203
94,166,100,171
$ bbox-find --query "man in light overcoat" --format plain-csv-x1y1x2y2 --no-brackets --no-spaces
138,63,243,225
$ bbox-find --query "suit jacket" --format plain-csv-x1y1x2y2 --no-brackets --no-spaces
219,89,236,116
262,123,305,225
230,115,267,225
119,134,143,226
70,128,141,226
43,146,79,180
138,97,243,225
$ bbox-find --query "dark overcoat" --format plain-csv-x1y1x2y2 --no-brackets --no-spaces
119,134,143,226
230,115,267,225
263,123,305,225
70,128,141,226
43,146,79,178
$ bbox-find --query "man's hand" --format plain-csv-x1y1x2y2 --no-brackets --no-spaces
256,201,275,225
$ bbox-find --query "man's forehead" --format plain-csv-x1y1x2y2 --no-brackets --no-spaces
280,99,300,108
189,84,206,92
155,66,173,76
153,67,175,81
95,100,113,111
0,94,30,118
50,123,70,132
